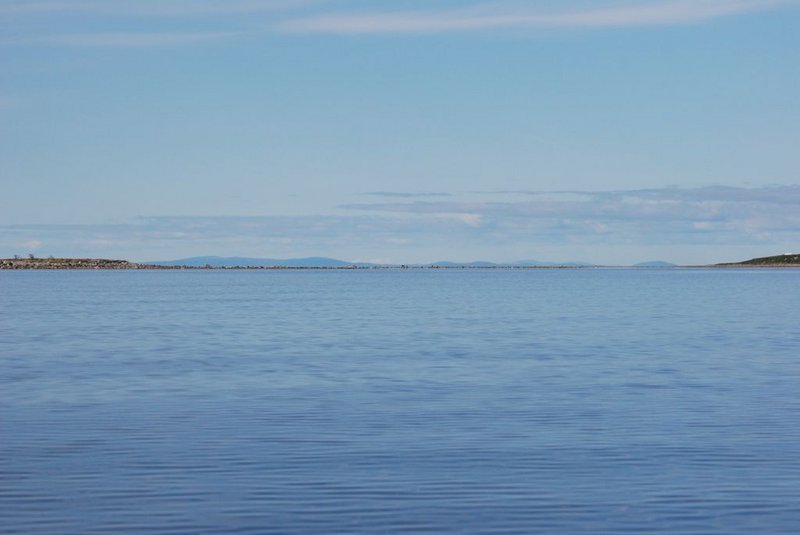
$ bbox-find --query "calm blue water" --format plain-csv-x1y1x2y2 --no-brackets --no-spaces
1,269,799,534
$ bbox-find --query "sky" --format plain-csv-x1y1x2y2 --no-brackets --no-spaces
1,0,799,265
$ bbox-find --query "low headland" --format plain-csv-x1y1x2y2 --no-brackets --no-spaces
716,253,800,267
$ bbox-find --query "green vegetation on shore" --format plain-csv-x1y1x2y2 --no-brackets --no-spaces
717,254,800,266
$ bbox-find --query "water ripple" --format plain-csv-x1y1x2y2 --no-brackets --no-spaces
2,269,799,533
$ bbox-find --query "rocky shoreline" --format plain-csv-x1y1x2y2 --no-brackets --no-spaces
0,258,173,270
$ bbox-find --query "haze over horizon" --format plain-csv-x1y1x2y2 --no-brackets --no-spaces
2,0,799,265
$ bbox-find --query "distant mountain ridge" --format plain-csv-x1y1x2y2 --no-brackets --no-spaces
149,256,369,268
149,256,598,268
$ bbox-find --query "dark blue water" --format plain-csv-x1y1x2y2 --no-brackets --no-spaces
2,269,799,533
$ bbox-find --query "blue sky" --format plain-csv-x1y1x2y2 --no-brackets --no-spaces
1,0,799,264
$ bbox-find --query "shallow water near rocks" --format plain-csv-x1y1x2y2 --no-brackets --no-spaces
2,269,799,533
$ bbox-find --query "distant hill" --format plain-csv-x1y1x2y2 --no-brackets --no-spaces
149,256,372,268
150,256,597,268
633,261,677,267
720,253,800,266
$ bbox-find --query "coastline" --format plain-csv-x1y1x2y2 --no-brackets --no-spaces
1,258,594,270
3,257,800,270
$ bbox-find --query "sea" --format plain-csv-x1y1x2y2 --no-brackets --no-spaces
1,268,799,534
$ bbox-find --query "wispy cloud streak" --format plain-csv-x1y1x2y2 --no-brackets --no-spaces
362,191,452,198
0,0,308,47
281,0,798,34
2,186,798,263
342,185,800,240
4,0,797,47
